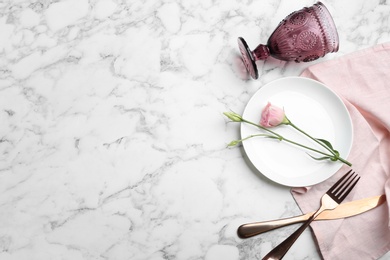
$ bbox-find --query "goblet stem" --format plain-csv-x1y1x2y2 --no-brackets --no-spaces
253,44,270,60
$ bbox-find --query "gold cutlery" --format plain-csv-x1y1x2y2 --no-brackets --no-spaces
238,194,386,238
262,170,360,260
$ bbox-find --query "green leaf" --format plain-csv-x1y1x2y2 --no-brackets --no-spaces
307,154,332,161
316,138,334,150
330,154,340,161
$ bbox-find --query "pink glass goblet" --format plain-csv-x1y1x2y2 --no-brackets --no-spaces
238,2,339,79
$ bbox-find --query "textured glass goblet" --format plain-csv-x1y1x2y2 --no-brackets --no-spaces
238,2,339,79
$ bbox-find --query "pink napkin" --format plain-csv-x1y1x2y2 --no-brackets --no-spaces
292,42,390,260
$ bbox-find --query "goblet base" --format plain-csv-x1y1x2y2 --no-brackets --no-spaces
238,37,258,79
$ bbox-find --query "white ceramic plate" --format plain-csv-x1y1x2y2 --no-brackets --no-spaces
241,77,353,187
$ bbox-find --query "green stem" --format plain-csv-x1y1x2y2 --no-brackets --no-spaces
288,120,334,154
287,120,352,166
238,134,273,144
240,117,352,166
335,156,352,166
279,136,331,157
242,119,283,139
241,133,331,157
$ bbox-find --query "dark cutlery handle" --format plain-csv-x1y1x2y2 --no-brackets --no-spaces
262,214,315,260
237,213,311,238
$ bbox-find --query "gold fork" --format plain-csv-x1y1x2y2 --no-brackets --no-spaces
262,169,360,260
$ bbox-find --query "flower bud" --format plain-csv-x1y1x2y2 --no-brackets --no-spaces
260,102,290,128
224,112,243,122
227,140,240,147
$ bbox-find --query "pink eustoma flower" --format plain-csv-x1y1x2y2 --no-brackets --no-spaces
260,102,289,128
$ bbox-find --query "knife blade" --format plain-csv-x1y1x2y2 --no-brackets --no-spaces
237,194,386,239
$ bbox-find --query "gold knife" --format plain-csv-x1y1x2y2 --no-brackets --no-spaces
237,194,386,239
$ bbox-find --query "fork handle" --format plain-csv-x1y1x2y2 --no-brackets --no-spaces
262,214,316,260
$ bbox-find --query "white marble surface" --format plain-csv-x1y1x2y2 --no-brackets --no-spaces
1,0,390,259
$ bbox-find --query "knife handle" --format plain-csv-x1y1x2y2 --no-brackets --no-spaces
237,212,313,238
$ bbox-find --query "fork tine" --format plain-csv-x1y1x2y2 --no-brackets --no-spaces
328,169,352,194
338,174,360,202
332,170,354,197
327,170,360,203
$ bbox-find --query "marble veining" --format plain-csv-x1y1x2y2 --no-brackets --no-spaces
1,0,390,259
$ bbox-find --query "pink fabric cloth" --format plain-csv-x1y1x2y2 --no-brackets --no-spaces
292,42,390,260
